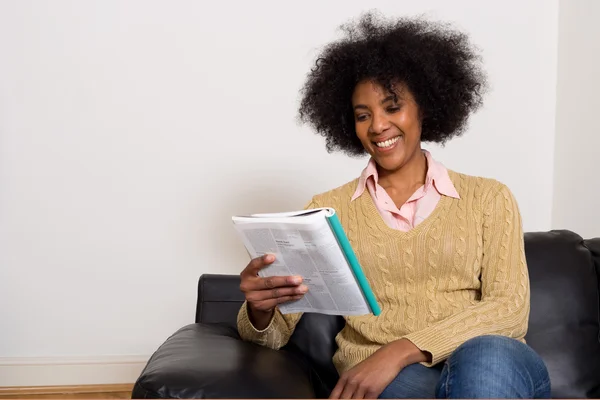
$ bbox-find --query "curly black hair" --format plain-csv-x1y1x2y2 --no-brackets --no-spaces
298,12,487,156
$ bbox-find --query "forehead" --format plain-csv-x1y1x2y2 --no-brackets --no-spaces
351,80,410,104
353,81,387,99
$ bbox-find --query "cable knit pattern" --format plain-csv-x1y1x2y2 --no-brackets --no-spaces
237,170,530,372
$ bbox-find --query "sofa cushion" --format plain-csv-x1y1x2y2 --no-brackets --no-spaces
132,323,315,399
524,230,600,398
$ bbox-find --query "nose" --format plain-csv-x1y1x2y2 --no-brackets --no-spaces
369,110,391,135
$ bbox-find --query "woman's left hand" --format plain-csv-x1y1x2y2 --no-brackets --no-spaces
329,339,428,399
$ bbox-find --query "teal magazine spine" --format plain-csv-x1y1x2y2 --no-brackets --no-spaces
326,211,381,316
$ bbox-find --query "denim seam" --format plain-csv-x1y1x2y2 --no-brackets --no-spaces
533,375,551,397
443,359,452,398
513,357,535,398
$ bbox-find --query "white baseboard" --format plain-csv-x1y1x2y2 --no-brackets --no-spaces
0,356,150,387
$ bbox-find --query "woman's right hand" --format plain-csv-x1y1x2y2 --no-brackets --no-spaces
240,254,308,328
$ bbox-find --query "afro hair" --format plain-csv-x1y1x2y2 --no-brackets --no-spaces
298,12,488,156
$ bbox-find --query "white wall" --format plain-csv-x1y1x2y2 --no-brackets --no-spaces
0,0,559,385
552,0,600,239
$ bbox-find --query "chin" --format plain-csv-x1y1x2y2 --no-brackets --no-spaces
370,146,405,167
374,155,406,172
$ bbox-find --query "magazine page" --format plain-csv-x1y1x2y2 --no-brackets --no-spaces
232,213,370,316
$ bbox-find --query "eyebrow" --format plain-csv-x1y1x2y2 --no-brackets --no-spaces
353,95,397,110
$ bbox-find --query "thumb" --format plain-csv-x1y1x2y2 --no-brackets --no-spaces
248,253,276,274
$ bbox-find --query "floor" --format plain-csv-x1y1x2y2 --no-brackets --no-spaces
0,385,133,399
0,392,131,399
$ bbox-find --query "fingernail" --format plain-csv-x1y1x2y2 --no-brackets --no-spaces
263,254,273,262
298,285,308,293
291,276,302,284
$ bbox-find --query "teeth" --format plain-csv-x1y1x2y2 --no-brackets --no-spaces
375,136,400,148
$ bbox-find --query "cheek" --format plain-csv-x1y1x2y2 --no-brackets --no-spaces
398,113,422,139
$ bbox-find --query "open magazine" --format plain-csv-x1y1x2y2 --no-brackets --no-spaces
232,207,381,316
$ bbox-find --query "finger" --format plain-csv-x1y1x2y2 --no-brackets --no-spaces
241,275,302,294
352,386,366,399
246,285,308,302
364,390,378,399
243,254,276,276
259,275,303,290
329,379,346,399
253,294,304,311
240,273,302,294
340,381,357,399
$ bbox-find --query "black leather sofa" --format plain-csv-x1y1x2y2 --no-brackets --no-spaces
132,230,600,399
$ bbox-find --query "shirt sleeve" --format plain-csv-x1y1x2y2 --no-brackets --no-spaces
403,182,530,366
236,197,322,349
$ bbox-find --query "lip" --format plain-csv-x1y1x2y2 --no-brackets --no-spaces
372,135,402,153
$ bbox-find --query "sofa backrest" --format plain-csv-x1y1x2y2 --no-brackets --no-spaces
523,231,600,398
585,237,600,291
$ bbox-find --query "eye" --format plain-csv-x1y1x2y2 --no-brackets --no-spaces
355,114,369,122
386,106,400,113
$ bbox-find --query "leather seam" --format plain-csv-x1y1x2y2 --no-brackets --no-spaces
198,277,205,323
581,240,600,344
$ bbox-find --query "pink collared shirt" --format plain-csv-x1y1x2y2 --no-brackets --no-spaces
351,150,460,231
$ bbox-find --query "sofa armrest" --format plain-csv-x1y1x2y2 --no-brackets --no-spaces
195,274,245,327
132,323,315,399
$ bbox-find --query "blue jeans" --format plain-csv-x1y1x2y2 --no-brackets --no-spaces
379,335,551,399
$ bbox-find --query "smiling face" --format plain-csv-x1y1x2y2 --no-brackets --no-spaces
352,80,423,174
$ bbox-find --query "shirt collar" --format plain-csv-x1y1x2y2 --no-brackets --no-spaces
351,150,460,201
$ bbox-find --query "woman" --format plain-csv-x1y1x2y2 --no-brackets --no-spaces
236,13,550,399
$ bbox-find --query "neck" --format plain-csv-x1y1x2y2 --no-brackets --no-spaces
377,149,427,191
